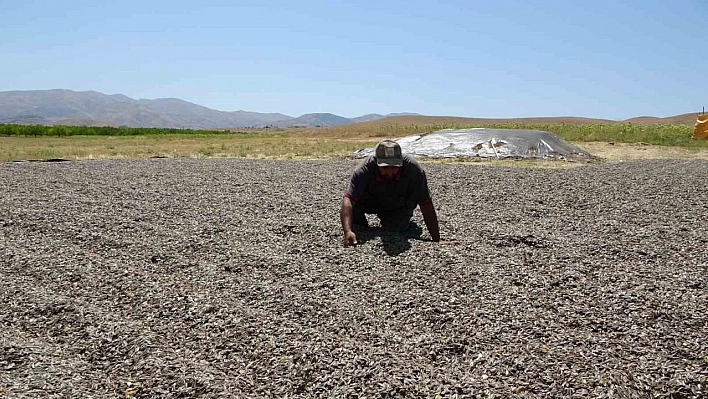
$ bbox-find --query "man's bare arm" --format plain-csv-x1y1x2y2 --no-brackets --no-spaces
340,196,357,246
419,201,440,242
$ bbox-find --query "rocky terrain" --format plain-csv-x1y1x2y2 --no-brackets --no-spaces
1,158,706,398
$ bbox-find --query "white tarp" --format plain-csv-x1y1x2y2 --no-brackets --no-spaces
353,128,593,160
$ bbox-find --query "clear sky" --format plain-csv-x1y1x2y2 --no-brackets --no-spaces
2,0,705,119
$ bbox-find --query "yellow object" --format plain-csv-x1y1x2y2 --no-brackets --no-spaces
693,114,708,139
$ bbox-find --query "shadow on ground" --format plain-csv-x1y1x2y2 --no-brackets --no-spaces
353,222,424,256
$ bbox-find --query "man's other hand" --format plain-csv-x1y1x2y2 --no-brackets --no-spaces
343,231,358,247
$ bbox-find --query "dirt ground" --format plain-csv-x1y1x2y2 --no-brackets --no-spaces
576,141,708,161
1,158,706,397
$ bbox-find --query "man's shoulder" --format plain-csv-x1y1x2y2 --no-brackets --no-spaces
352,157,376,175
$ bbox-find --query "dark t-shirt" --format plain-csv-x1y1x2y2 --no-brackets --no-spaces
345,155,432,212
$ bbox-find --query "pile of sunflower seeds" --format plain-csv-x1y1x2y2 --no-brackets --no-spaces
1,158,706,398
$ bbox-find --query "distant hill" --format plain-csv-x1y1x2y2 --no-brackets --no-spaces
0,90,295,129
349,114,385,124
275,113,352,127
0,89,402,129
624,113,698,125
365,115,618,125
0,89,699,129
364,113,702,126
135,97,290,127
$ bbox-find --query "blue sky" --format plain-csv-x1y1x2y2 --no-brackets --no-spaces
1,0,705,119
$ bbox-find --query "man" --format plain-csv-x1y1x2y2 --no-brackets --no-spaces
340,140,440,246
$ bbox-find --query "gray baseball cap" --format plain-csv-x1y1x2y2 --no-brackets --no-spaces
375,140,403,167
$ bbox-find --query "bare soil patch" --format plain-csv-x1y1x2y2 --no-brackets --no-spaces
576,141,708,161
1,158,706,397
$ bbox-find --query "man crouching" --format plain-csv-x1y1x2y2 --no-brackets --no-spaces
340,140,440,246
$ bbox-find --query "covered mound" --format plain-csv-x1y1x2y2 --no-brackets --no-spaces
353,128,593,160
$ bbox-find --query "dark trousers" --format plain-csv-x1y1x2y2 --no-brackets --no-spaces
352,202,414,232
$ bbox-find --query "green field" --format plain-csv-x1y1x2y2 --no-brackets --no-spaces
0,121,705,163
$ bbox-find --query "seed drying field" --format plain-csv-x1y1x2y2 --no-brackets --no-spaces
1,158,706,398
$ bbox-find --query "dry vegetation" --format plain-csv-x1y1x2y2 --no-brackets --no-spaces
5,134,708,165
1,114,707,163
577,142,708,161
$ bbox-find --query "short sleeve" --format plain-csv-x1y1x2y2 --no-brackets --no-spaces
345,157,373,202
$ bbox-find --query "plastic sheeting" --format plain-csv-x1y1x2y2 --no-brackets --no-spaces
352,128,593,160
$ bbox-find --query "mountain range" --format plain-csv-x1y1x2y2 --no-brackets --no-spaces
0,89,415,129
0,89,699,129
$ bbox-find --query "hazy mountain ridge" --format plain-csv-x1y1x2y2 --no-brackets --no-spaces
0,89,699,128
279,113,351,127
0,90,401,129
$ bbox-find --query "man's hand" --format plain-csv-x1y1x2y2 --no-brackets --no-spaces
343,231,358,247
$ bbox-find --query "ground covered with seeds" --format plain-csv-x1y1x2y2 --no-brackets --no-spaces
1,158,706,398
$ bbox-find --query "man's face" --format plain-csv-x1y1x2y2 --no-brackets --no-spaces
379,165,400,181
